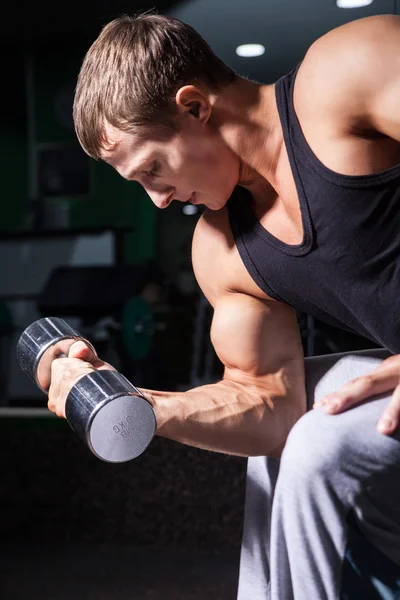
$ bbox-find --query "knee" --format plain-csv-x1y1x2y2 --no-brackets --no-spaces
280,409,349,483
280,404,400,488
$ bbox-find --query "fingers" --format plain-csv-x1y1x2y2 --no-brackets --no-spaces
68,340,97,362
48,357,94,418
313,357,400,416
67,341,116,371
377,384,400,434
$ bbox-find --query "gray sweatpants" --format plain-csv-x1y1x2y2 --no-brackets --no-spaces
237,349,400,600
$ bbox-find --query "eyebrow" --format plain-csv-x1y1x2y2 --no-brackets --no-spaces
124,161,147,181
124,160,151,181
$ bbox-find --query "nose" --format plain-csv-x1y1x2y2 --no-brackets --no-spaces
146,188,174,209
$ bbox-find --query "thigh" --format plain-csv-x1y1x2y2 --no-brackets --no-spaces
292,350,400,563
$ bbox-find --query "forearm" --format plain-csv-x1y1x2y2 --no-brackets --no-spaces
141,377,306,457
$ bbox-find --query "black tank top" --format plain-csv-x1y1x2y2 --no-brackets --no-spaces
227,65,400,353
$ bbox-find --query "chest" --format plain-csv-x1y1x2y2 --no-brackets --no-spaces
252,133,400,247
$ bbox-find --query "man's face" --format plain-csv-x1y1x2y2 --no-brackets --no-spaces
103,113,240,210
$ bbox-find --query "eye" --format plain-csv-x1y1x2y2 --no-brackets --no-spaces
146,162,160,178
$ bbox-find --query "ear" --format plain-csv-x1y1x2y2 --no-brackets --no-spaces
175,85,212,124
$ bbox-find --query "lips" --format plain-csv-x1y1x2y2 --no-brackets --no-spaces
189,192,198,205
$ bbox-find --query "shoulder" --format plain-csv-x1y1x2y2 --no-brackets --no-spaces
305,14,399,56
192,206,271,305
295,15,400,132
191,207,237,305
300,14,400,82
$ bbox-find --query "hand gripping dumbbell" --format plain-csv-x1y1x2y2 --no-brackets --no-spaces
16,317,157,463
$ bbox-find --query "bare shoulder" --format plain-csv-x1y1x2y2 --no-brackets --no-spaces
295,15,400,132
304,14,400,56
192,206,271,306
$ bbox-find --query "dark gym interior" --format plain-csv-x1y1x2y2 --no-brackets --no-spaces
0,1,397,599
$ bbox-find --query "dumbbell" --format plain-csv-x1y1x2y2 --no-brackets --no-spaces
16,317,157,463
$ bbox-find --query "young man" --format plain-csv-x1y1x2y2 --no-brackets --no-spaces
46,13,400,598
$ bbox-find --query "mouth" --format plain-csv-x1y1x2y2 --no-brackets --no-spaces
188,192,198,205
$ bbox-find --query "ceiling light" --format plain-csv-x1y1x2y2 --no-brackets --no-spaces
236,44,265,58
336,0,373,7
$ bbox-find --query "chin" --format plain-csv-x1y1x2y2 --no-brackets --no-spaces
218,188,236,209
208,200,230,212
200,185,236,211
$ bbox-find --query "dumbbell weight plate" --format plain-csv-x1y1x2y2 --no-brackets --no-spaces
66,369,156,463
16,317,96,392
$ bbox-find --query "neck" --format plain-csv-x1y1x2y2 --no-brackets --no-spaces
210,76,283,197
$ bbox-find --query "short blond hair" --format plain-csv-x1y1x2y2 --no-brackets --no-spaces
73,13,236,159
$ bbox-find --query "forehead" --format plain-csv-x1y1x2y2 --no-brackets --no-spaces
102,121,175,159
102,122,141,157
102,123,155,176
103,121,178,151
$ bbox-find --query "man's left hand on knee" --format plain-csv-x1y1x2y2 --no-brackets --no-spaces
314,354,400,435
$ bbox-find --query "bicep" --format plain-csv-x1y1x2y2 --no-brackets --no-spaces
211,293,304,389
192,209,305,392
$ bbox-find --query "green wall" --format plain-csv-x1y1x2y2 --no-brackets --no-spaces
0,46,28,231
71,162,158,262
0,40,157,263
0,128,27,230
